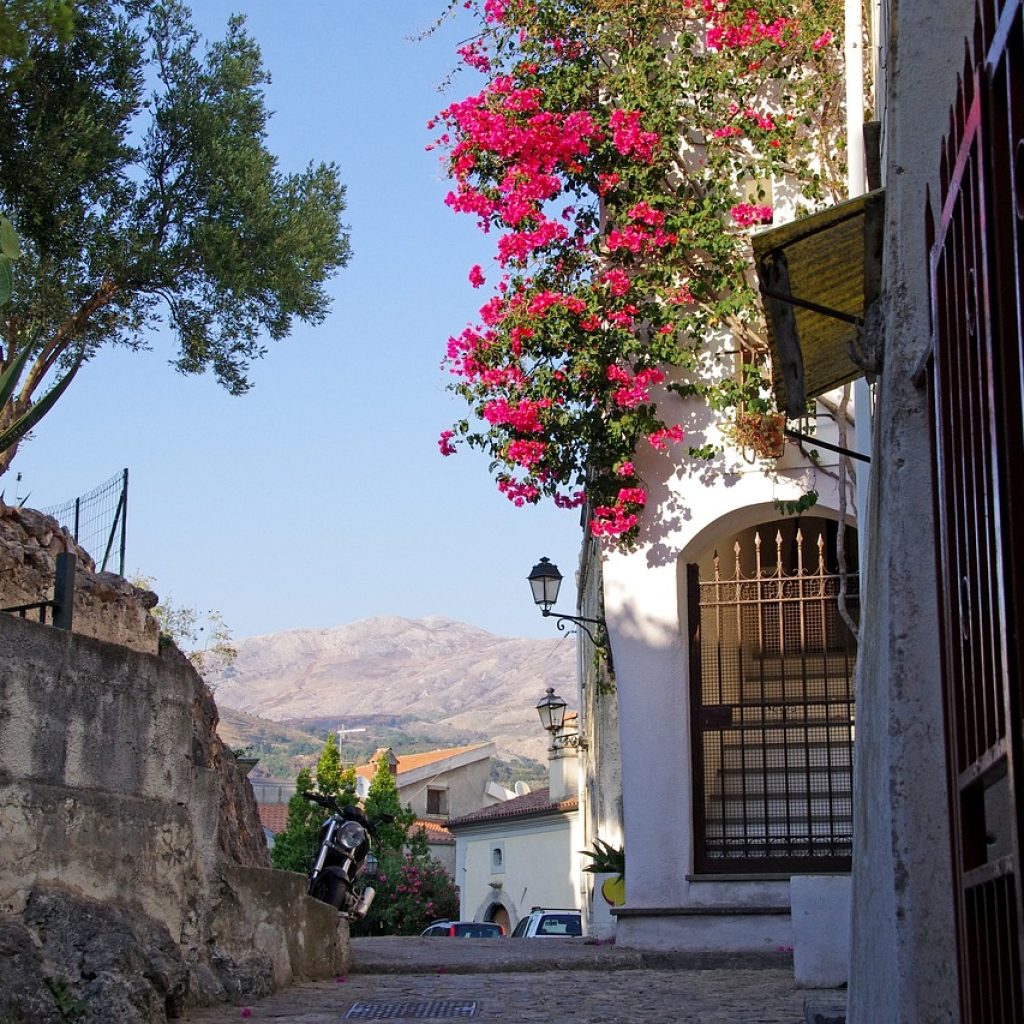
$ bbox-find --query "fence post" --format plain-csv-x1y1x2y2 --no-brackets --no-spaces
52,552,76,631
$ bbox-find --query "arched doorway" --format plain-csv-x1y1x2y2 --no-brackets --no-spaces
486,902,510,934
688,517,858,874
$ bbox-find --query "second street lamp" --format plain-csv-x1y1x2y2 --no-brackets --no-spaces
536,687,586,749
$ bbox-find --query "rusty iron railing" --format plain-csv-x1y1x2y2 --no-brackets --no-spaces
689,527,857,874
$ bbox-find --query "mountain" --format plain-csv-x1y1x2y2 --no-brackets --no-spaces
208,616,577,765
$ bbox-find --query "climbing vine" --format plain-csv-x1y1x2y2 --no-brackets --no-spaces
433,0,846,541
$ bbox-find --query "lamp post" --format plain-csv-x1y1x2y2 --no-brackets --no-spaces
527,557,608,648
536,687,587,749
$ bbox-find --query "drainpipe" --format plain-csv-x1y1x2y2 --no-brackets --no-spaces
846,0,873,563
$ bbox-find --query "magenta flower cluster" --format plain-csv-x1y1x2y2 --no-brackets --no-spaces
433,0,842,543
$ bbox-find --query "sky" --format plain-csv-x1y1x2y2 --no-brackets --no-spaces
11,1,584,642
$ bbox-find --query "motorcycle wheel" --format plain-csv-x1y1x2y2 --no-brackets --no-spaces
312,868,350,911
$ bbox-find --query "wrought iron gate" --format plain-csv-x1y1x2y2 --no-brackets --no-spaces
926,1,1024,1018
689,527,857,874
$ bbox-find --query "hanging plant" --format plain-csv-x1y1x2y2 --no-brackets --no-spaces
726,409,787,459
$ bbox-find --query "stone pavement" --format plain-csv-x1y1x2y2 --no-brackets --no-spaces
185,937,847,1023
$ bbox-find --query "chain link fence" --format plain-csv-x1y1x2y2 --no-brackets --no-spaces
41,469,128,576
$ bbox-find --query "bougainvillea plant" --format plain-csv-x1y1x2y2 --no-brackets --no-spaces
432,0,846,542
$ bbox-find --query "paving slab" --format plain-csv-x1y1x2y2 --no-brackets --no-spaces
184,937,843,1024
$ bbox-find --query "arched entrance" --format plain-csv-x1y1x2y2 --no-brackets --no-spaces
688,517,858,874
486,902,510,934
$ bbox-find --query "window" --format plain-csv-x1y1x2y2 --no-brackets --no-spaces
491,844,504,872
426,787,449,816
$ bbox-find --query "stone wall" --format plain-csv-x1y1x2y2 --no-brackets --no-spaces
0,559,349,1021
0,500,159,654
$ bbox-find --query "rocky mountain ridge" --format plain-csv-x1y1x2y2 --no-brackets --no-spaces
208,616,577,764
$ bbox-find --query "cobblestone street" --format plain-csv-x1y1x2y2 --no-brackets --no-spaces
186,938,845,1023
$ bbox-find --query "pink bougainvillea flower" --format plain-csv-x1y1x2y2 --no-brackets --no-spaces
507,438,548,466
240,1010,252,1020
438,430,458,456
601,268,631,296
648,424,685,450
554,490,586,509
729,203,774,227
468,264,486,288
617,487,647,505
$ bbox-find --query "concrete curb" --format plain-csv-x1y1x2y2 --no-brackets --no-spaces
349,937,794,976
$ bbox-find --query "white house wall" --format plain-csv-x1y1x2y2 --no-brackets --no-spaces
604,388,854,952
455,814,582,929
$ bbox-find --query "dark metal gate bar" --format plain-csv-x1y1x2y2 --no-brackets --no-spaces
926,1,1024,1019
689,528,857,874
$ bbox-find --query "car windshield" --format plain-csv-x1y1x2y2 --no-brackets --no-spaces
452,923,502,937
539,914,582,936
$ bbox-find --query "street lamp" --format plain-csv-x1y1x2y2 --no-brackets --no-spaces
526,557,608,648
363,851,379,880
536,687,587,749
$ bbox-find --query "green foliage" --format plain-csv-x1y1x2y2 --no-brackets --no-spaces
0,0,351,474
580,837,624,881
489,755,547,789
0,214,19,305
0,2,74,71
43,977,84,1021
270,735,358,874
132,575,237,679
364,752,419,854
774,488,819,516
352,848,460,936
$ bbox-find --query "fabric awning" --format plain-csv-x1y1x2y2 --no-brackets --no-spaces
753,189,885,417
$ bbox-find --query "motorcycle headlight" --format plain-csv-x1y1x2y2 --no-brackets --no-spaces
337,821,366,851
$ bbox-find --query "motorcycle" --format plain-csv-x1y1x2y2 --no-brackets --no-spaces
304,792,393,918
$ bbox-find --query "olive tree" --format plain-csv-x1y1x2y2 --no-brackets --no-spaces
0,0,351,470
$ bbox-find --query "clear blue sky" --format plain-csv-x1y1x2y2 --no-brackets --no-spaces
12,1,582,641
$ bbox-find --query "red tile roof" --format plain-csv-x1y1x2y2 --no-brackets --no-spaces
415,819,456,845
354,744,490,781
258,803,290,835
447,788,578,828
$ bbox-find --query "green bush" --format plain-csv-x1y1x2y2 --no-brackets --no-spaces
354,849,459,936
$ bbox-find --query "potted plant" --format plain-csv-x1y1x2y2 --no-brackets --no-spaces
581,838,625,907
727,409,787,459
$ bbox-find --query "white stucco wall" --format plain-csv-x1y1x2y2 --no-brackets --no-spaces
602,383,855,952
454,811,582,929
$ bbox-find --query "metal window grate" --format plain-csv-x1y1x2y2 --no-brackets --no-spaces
344,1001,478,1020
691,527,857,873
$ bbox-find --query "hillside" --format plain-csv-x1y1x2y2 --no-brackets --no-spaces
208,616,577,772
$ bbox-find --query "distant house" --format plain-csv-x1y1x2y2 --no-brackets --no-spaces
356,743,509,874
447,733,582,935
255,743,507,874
256,802,289,849
447,788,580,935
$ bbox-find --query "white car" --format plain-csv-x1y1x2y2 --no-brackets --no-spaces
509,909,582,938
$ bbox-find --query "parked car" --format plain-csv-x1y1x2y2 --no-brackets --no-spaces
420,920,506,937
510,909,582,938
